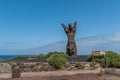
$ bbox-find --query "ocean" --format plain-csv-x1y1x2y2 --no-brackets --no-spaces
0,55,28,60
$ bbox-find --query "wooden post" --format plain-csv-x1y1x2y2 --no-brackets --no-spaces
104,54,106,68
92,51,95,62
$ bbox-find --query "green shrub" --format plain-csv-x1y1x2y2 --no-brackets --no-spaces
46,51,68,58
47,54,68,69
87,51,120,68
87,55,104,62
87,54,105,67
37,53,46,58
14,56,26,60
105,51,120,67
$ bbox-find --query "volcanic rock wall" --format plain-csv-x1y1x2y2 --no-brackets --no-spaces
11,62,101,72
0,62,101,73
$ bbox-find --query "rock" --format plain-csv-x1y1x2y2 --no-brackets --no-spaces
75,63,84,69
84,63,90,70
0,63,12,73
12,66,21,78
90,62,101,70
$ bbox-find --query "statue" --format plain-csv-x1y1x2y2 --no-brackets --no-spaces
61,21,77,56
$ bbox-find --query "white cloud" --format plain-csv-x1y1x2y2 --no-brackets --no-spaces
107,32,120,41
76,32,120,54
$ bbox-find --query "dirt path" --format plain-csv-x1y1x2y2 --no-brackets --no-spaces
0,70,100,79
0,70,120,80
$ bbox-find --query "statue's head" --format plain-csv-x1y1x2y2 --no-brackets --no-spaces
68,23,72,31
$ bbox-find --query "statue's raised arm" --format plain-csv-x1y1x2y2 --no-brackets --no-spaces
72,21,77,32
61,23,69,33
73,21,77,29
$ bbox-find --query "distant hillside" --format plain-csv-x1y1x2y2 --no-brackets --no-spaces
26,34,120,55
0,33,120,55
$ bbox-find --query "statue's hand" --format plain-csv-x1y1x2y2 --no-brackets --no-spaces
74,21,77,25
61,23,66,28
61,23,65,26
73,21,77,28
61,23,69,32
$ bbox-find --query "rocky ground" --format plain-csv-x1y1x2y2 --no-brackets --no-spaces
103,75,120,80
0,73,120,80
0,70,120,80
0,74,103,80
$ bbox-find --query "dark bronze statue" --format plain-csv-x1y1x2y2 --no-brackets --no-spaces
61,21,77,56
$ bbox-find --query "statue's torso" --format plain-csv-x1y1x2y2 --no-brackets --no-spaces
66,30,76,42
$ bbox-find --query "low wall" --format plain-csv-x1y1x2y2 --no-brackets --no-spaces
11,62,101,72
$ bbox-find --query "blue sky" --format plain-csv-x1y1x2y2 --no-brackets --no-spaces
0,0,120,51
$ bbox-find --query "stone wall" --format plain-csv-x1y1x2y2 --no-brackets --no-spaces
11,62,101,72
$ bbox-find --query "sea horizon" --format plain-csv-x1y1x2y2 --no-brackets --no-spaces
0,54,89,60
0,55,29,60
